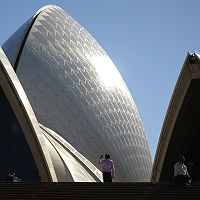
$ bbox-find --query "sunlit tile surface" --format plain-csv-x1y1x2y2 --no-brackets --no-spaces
3,5,152,181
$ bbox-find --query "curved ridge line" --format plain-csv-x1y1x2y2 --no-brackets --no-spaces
39,124,103,182
13,5,58,71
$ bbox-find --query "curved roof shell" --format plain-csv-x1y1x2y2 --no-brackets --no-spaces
0,47,56,181
3,5,152,181
151,53,200,182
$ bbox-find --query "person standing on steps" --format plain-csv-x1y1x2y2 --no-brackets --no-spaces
99,154,115,182
174,155,191,186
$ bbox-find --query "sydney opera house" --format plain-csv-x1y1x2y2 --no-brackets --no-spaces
0,5,152,182
2,5,199,183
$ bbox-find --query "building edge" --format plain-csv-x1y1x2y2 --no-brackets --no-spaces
151,52,200,182
0,47,57,182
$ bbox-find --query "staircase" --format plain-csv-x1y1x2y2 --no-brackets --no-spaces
0,182,200,199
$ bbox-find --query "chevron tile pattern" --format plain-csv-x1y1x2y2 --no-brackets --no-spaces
3,5,152,181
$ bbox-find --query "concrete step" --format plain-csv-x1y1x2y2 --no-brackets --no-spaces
0,182,200,199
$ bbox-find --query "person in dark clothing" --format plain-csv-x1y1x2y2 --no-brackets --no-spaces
6,173,21,182
6,173,14,182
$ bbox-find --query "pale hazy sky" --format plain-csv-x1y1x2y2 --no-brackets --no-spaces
1,0,200,160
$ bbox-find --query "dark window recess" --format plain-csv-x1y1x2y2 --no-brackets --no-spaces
0,87,40,181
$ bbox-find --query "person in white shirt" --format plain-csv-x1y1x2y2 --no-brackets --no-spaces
174,155,191,186
99,154,115,182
